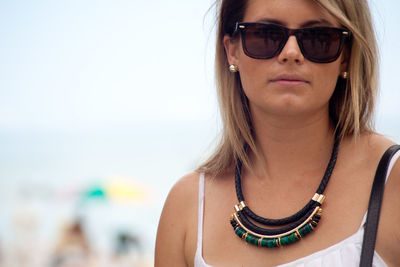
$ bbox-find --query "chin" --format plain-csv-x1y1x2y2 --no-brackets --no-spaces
268,96,306,112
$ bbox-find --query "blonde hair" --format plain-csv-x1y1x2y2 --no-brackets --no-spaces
197,0,378,176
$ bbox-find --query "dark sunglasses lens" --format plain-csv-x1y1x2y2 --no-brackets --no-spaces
243,24,285,58
299,28,342,62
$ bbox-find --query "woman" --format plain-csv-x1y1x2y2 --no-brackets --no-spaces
155,0,400,266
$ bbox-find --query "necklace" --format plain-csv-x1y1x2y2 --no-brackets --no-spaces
230,134,340,247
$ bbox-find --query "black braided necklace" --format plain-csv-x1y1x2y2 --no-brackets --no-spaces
230,134,340,247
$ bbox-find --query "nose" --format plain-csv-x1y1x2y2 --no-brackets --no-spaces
277,35,304,64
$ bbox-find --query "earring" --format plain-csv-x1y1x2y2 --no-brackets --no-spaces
341,71,349,79
229,64,239,73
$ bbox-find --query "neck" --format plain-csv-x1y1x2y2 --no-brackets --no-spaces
248,110,336,182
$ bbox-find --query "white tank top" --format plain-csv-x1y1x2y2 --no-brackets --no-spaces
194,150,400,267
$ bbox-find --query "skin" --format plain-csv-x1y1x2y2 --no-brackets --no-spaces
155,0,400,266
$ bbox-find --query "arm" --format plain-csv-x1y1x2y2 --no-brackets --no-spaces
155,174,198,267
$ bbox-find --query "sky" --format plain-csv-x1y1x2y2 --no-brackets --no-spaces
0,0,399,137
0,0,217,131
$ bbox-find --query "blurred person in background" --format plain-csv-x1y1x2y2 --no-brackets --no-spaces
155,0,400,266
112,232,142,267
51,220,93,267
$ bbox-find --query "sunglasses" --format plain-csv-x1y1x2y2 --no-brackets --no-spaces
234,22,352,63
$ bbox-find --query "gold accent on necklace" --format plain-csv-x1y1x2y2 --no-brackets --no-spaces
232,206,321,239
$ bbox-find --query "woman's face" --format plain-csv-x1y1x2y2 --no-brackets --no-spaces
224,0,347,120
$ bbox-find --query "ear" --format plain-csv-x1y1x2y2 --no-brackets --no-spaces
223,35,240,66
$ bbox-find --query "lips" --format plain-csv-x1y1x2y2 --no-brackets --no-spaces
270,74,309,85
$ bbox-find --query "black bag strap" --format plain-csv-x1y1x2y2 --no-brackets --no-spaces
360,144,400,267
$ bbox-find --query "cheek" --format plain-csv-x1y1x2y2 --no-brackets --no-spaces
238,58,270,95
238,69,268,105
239,69,263,92
313,65,341,98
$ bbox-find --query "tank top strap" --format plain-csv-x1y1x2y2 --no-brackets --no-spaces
196,173,206,253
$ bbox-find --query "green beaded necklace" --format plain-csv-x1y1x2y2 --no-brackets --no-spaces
230,135,340,247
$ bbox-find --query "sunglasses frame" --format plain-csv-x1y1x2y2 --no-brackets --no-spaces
234,22,352,63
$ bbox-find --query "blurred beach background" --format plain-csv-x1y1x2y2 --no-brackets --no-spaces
0,0,399,266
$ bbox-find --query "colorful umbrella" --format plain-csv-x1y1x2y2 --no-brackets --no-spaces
80,176,151,205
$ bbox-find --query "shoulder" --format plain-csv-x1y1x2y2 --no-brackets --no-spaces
361,133,400,266
340,132,395,164
360,133,399,177
366,132,400,189
356,132,394,154
340,133,400,265
166,172,200,206
357,132,399,205
155,172,200,267
157,171,201,230
335,132,394,182
158,172,200,224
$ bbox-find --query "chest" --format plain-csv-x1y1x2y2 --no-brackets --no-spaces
197,168,375,267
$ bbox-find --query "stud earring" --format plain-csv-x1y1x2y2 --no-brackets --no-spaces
229,64,239,73
341,71,349,79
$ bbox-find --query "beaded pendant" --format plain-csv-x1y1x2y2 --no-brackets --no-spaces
230,196,324,247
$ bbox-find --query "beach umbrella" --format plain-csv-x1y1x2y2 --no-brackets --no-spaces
80,176,150,205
